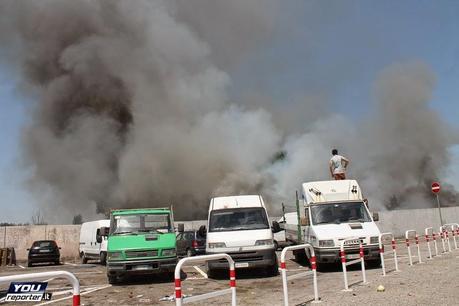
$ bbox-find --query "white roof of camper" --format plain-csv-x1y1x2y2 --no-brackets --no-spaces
302,180,363,204
210,195,265,211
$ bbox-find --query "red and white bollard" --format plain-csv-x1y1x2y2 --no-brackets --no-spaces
174,254,236,306
425,227,433,259
280,244,320,305
0,271,80,306
405,230,421,265
340,238,367,291
379,233,399,276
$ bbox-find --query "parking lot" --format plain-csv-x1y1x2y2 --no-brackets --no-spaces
1,239,458,306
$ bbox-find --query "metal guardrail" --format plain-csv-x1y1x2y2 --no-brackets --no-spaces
174,254,236,306
0,271,80,306
339,238,367,291
279,244,320,305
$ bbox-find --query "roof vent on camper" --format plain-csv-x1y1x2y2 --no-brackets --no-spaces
309,188,322,196
351,185,358,194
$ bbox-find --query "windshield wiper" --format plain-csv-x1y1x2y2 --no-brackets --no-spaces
113,231,137,235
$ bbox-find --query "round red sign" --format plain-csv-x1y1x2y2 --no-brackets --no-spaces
431,182,441,193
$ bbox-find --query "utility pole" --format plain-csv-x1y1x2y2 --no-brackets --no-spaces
295,191,302,242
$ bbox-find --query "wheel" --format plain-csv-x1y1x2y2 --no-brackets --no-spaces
81,253,88,264
273,240,279,251
207,265,217,279
267,261,279,276
186,249,193,257
366,258,381,269
108,275,119,285
293,249,307,264
100,252,107,265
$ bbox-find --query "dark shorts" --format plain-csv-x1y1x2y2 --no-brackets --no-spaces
333,173,346,180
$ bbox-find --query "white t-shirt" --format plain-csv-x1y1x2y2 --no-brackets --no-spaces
329,155,347,174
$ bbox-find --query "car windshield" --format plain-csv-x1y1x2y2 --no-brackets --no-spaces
310,202,371,225
209,208,269,232
32,241,56,248
111,213,172,234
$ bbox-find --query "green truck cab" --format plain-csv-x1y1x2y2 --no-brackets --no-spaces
101,208,178,284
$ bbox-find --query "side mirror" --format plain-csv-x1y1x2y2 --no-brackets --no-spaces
300,217,310,226
198,225,207,238
364,198,369,208
100,227,110,236
178,223,185,233
272,221,281,233
372,212,379,221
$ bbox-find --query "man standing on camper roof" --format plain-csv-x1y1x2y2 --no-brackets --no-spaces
329,149,350,180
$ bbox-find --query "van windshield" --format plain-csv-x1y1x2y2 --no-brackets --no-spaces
209,208,269,232
111,214,172,235
310,202,371,225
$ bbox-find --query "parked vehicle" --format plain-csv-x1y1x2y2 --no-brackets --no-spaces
205,195,280,277
79,220,110,264
284,180,381,267
273,216,291,250
100,208,178,284
176,230,206,257
27,240,60,267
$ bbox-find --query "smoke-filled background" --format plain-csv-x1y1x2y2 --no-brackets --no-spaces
0,1,458,222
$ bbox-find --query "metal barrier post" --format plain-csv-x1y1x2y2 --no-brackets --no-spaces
415,234,423,264
379,233,399,276
174,254,236,306
432,232,439,256
443,223,459,250
439,227,447,253
0,271,80,306
405,230,418,266
425,227,433,259
280,244,320,305
339,238,367,291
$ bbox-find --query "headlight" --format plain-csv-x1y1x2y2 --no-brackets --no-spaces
319,240,334,247
255,239,274,246
107,252,122,260
162,249,176,256
208,242,226,248
370,236,379,244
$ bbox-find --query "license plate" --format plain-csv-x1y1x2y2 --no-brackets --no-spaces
132,265,152,271
235,262,249,268
346,254,360,260
39,250,50,253
344,239,360,245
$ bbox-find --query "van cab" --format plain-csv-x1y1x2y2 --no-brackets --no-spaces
205,195,279,277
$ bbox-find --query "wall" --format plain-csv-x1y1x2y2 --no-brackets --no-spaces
0,225,81,261
2,206,458,260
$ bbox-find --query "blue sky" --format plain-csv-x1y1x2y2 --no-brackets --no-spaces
1,1,459,222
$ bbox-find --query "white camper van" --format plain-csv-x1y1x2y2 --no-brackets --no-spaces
284,180,381,266
205,195,279,277
79,220,110,264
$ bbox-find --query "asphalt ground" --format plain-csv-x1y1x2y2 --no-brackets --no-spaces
0,238,458,305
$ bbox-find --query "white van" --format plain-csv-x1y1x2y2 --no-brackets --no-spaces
79,220,110,264
285,180,381,266
205,195,279,277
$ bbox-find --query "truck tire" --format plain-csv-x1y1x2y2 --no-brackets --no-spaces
100,252,107,265
81,253,88,264
267,261,279,276
108,275,119,285
293,249,307,264
366,258,381,268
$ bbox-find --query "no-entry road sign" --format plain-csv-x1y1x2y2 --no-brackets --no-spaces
431,182,441,193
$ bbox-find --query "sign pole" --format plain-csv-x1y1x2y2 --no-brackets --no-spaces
436,194,444,226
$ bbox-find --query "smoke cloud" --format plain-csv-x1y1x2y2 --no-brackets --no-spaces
0,1,457,222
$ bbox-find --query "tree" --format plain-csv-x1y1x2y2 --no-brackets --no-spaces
72,214,83,225
31,210,47,225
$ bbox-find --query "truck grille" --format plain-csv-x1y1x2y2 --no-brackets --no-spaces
125,250,158,258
